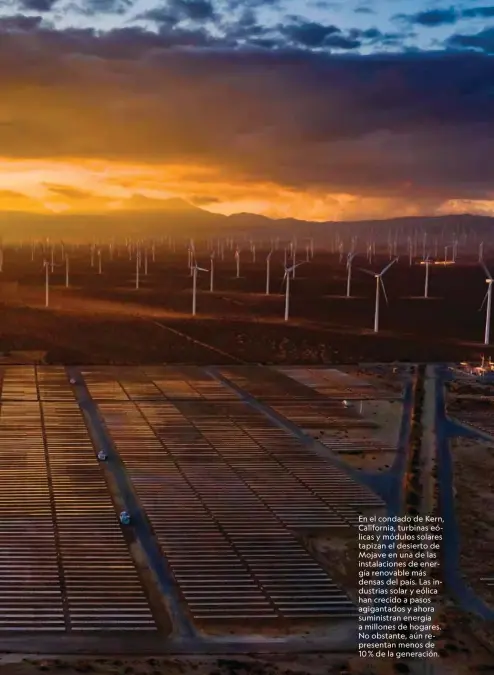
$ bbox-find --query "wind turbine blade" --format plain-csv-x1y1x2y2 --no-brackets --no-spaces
481,262,493,280
479,289,489,312
380,276,389,305
357,268,375,276
381,257,398,275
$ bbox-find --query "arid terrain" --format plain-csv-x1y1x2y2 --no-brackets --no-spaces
0,246,492,364
450,436,494,608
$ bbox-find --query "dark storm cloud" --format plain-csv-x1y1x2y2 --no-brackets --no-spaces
323,33,360,49
222,0,282,8
75,0,134,15
0,24,493,207
395,5,494,27
219,8,267,40
169,0,215,20
16,0,59,11
278,20,393,50
394,8,458,27
135,6,179,25
280,21,342,47
447,27,494,52
139,0,215,23
0,14,45,31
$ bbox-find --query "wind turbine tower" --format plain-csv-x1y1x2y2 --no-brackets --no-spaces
346,252,355,298
266,250,273,295
423,255,431,298
480,262,493,345
283,262,304,321
192,262,208,316
44,260,50,308
210,251,215,292
235,248,240,278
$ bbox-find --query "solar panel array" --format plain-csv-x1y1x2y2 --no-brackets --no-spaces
98,396,357,622
275,366,400,400
81,366,240,402
88,366,364,623
218,366,322,401
43,396,156,631
85,365,390,625
0,364,388,633
219,367,398,457
0,366,156,633
0,397,65,631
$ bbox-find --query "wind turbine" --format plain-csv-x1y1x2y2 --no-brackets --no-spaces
43,260,50,308
283,262,304,321
359,258,397,333
266,249,273,295
210,251,215,292
346,252,356,298
192,262,208,316
235,248,240,278
135,250,140,289
422,255,431,298
65,255,70,288
480,262,493,345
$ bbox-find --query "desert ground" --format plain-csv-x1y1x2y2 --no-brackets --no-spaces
0,653,432,675
450,436,494,609
0,245,491,364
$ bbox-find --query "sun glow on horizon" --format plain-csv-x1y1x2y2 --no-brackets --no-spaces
0,157,492,222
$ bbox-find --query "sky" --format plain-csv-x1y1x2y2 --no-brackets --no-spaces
0,0,493,221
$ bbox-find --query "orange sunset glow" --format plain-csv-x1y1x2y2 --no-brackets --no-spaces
0,6,491,231
0,158,492,225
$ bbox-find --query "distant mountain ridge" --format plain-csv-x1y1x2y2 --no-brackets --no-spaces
0,199,492,241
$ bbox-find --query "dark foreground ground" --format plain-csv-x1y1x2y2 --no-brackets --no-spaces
0,247,492,364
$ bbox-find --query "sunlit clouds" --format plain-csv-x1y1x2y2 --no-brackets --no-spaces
0,8,492,222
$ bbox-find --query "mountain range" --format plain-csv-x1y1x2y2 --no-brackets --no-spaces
0,198,492,242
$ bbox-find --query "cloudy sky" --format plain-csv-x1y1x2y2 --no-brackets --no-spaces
0,0,492,221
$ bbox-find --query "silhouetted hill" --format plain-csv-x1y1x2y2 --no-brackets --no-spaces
0,205,492,242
